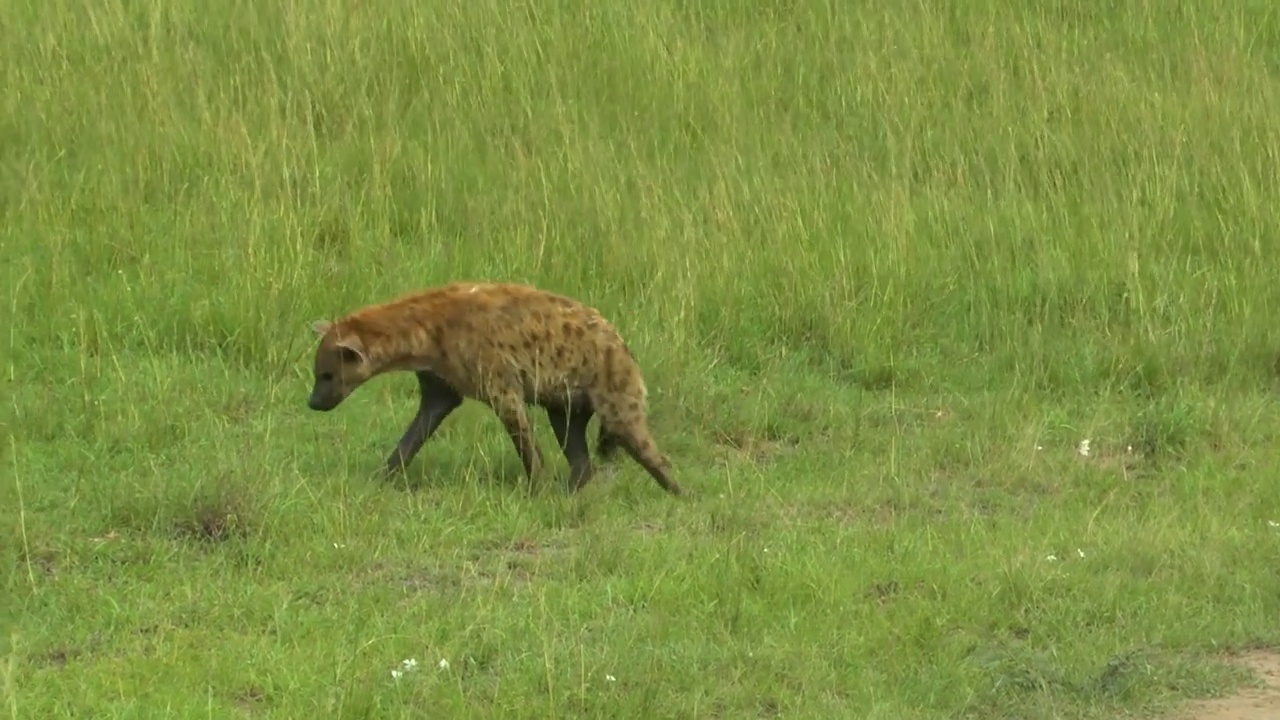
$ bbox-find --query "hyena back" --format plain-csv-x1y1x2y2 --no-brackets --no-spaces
306,282,682,496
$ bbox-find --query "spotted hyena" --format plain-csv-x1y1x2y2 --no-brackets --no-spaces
306,281,682,496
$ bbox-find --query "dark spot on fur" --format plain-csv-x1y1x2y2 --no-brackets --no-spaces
603,347,616,388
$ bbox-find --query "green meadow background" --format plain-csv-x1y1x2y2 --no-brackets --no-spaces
5,0,1280,718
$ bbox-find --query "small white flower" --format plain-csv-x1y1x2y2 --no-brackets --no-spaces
437,658,449,670
605,674,617,682
1077,439,1091,457
1268,521,1279,528
1046,554,1058,561
1077,548,1085,558
391,657,419,679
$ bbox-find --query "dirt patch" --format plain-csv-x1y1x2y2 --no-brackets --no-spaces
711,427,798,465
17,546,58,578
233,685,268,713
1169,651,1280,720
174,489,252,544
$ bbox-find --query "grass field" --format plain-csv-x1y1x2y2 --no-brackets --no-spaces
5,0,1280,718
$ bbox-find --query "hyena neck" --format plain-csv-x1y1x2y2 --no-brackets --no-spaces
397,330,446,374
352,317,444,376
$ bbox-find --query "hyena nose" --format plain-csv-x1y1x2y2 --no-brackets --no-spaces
307,393,334,412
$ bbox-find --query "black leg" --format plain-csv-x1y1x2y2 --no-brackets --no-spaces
597,425,622,460
384,371,462,477
546,404,594,491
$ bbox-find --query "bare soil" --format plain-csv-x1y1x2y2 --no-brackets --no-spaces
1169,651,1280,720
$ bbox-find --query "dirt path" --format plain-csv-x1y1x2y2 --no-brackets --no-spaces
1170,651,1280,720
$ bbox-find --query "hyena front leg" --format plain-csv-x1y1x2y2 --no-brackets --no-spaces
546,403,595,492
385,371,463,477
488,393,544,484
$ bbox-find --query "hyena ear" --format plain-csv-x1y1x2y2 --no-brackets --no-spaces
311,320,333,336
335,336,368,365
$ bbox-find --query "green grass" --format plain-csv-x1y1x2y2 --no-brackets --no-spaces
5,0,1280,717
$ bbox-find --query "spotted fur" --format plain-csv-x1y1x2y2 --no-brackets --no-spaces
307,281,681,496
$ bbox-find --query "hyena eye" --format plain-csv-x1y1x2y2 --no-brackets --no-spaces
317,372,334,383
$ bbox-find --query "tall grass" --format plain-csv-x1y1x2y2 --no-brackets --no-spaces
5,0,1280,718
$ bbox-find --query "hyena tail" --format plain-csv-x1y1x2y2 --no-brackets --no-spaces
598,416,682,496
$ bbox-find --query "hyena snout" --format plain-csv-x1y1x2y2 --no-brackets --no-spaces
307,383,346,412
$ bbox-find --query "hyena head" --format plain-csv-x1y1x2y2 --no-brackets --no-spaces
307,320,374,412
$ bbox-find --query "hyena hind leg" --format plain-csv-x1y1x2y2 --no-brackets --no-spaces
596,424,623,461
546,404,595,492
489,393,545,486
